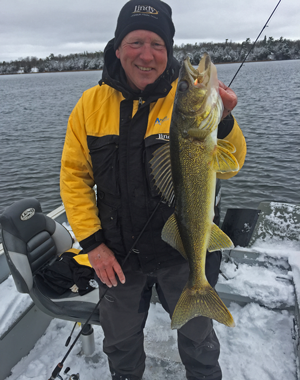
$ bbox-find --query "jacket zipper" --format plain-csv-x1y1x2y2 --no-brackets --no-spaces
138,97,143,109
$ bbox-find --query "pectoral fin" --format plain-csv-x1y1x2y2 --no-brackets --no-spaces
208,223,234,252
213,140,239,173
188,110,215,140
217,139,236,153
162,213,187,260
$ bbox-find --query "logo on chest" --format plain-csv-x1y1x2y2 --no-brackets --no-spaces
154,116,169,126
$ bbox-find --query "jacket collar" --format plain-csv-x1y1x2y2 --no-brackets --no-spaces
99,38,180,103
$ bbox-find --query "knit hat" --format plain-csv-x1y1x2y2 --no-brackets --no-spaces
114,0,175,57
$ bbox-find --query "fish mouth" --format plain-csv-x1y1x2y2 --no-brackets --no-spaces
176,53,213,117
183,53,211,89
176,53,222,133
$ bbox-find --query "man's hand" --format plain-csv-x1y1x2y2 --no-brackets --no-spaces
218,80,238,120
88,243,125,287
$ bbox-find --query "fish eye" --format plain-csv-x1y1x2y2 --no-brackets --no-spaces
178,80,189,92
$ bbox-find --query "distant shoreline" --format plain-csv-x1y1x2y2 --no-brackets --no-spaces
1,58,298,76
0,69,102,76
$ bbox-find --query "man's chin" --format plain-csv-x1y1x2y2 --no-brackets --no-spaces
136,78,157,91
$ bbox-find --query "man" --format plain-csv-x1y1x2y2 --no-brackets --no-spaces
60,1,247,379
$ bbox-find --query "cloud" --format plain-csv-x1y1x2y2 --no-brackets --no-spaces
0,0,299,62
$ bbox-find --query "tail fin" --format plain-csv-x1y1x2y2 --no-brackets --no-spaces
171,283,235,329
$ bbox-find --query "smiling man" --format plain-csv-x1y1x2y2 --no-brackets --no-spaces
115,30,168,91
60,1,246,380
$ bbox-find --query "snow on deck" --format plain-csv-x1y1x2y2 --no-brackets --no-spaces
0,276,32,338
251,202,300,307
4,301,296,380
2,201,300,379
218,259,295,309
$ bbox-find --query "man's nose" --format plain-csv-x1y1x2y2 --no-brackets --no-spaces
139,44,153,61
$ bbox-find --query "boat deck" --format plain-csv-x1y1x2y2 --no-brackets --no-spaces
0,201,299,380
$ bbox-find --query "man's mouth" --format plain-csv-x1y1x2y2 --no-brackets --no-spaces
137,65,152,71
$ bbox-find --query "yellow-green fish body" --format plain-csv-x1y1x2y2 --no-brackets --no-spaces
151,54,239,329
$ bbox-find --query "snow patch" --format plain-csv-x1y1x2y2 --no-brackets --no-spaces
0,275,32,337
4,302,297,380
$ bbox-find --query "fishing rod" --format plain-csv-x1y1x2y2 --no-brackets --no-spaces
228,0,282,87
48,200,162,380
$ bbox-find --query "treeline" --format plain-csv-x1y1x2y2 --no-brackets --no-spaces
1,36,299,75
0,51,105,75
174,36,300,64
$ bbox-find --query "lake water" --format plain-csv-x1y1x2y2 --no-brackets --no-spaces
0,60,299,226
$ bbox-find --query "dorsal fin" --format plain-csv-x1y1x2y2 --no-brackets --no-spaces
150,143,175,207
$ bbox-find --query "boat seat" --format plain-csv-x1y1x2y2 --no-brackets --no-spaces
0,198,100,325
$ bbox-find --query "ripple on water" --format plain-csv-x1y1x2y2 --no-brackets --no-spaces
0,61,299,221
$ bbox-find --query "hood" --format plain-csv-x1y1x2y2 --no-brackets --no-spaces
99,38,180,102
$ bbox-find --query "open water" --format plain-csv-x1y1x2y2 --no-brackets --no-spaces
0,60,299,225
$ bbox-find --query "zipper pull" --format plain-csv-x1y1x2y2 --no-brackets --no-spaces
138,97,143,109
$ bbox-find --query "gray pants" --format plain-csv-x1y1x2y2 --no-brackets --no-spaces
99,262,222,380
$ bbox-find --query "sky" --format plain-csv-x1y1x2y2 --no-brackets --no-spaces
0,0,299,62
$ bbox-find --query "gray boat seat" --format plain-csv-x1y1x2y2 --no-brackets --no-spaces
0,198,100,325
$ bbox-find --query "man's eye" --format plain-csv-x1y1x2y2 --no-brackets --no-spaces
153,43,165,50
130,41,141,46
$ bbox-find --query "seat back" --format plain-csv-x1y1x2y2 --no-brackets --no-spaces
0,198,73,294
1,198,100,325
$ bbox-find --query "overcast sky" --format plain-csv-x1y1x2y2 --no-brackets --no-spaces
0,0,299,62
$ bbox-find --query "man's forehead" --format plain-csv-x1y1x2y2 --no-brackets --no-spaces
124,30,165,43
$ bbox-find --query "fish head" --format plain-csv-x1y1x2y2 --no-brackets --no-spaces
174,53,223,139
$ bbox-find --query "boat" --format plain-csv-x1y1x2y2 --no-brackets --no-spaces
0,198,299,380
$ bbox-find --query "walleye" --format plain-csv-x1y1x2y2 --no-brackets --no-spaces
150,54,239,329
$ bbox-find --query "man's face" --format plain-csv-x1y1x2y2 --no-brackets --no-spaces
116,30,168,92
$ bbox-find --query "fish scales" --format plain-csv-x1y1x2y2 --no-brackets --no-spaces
151,53,239,329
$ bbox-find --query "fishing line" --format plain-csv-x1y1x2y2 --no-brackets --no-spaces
228,0,282,87
48,200,162,380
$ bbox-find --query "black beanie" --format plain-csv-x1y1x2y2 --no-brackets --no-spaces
114,0,175,57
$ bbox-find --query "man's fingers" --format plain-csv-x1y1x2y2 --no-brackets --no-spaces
106,266,119,287
97,261,125,288
97,272,105,285
218,81,238,120
113,262,126,284
219,83,238,110
88,243,126,287
100,268,114,288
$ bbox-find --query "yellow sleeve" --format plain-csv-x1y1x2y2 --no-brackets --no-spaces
73,252,92,267
65,249,92,267
60,95,101,242
217,116,247,180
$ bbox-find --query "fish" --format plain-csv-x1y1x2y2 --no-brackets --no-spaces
150,53,239,329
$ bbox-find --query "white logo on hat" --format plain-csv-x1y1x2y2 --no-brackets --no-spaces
133,5,159,15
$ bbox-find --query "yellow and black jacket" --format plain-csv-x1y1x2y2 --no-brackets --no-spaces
61,40,246,274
